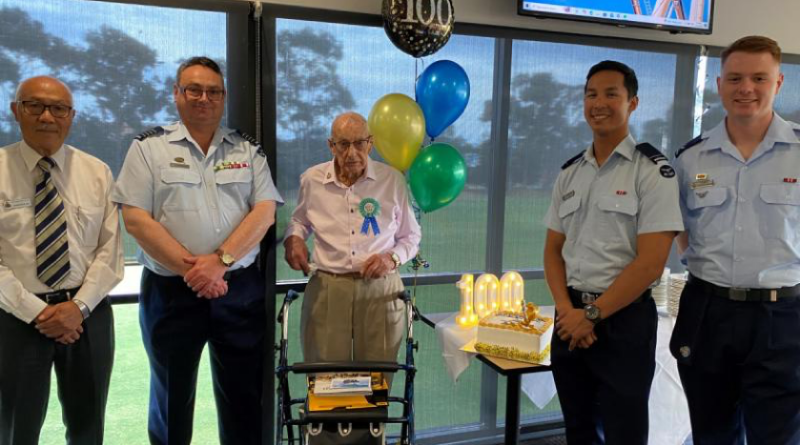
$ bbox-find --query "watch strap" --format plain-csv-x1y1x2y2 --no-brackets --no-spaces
73,299,91,320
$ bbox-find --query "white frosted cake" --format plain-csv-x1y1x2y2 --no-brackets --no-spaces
474,307,554,364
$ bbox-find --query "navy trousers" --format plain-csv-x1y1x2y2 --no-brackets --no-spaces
551,297,657,445
671,282,800,445
0,299,114,445
140,266,265,445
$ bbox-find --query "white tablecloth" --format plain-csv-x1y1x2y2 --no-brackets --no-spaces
428,308,691,444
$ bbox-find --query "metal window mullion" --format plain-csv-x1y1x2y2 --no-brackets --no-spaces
480,36,514,436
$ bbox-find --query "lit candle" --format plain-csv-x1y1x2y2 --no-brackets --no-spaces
475,274,500,318
456,274,475,328
500,271,525,313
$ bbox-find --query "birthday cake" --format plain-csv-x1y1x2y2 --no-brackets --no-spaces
474,304,554,364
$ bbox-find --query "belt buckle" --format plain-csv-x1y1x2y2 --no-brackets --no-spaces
770,290,778,302
581,293,597,304
729,288,748,302
42,292,60,304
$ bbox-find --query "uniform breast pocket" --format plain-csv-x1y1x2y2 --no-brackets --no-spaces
557,195,581,230
75,206,105,248
215,169,253,211
596,195,637,241
686,187,728,240
759,183,800,240
159,168,202,210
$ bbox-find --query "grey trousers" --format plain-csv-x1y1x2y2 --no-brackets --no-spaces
300,271,405,445
0,299,114,445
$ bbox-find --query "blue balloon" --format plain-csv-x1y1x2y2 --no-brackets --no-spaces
415,60,470,139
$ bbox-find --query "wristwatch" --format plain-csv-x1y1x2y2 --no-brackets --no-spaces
389,252,401,270
73,299,91,320
584,303,601,324
218,250,235,268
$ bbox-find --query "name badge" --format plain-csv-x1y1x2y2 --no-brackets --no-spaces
3,198,32,209
169,162,190,169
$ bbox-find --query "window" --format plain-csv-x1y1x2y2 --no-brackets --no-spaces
0,1,245,443
0,0,228,263
503,39,683,271
699,52,800,133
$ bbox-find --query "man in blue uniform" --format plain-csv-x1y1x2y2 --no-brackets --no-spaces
544,60,683,444
671,35,800,445
113,57,283,445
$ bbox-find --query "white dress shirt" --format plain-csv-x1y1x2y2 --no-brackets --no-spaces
286,159,421,274
0,141,124,323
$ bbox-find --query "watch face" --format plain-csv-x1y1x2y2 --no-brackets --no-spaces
585,304,600,320
221,253,235,266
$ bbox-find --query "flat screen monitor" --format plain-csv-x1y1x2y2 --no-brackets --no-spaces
518,0,714,35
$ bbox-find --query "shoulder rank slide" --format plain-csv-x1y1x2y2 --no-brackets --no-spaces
134,126,165,141
561,151,583,170
635,143,668,164
675,135,705,159
235,129,266,157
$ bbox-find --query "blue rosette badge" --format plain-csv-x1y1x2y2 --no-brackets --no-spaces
359,198,381,236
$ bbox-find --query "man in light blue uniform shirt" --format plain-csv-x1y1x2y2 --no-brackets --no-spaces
671,36,800,445
113,57,282,445
544,61,683,445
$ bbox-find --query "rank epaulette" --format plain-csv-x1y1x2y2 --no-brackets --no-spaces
235,129,261,148
675,135,705,159
134,126,164,141
635,143,668,164
561,151,584,170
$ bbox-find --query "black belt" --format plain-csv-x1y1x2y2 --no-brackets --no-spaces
223,264,254,281
567,287,651,307
35,286,81,304
688,274,800,302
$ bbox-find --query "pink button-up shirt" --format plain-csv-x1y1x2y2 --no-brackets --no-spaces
286,159,421,274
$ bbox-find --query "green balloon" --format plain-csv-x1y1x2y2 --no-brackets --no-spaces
408,143,467,213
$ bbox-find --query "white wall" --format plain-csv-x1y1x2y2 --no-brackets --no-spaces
255,0,800,54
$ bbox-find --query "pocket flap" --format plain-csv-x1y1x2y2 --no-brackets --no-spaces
597,195,637,216
215,168,252,185
686,187,727,210
760,183,800,205
558,195,581,218
160,168,201,185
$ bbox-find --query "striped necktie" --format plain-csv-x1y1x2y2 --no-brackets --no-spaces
35,157,71,289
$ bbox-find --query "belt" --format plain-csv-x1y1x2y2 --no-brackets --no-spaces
223,264,254,281
316,269,363,280
35,286,81,304
567,287,652,306
688,274,800,302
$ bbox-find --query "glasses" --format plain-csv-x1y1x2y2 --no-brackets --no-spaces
178,85,225,102
17,101,73,118
329,137,372,152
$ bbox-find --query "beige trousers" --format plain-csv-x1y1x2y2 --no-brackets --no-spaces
300,272,405,445
301,271,405,365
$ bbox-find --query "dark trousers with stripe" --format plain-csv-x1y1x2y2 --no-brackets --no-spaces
0,299,114,445
672,283,800,445
140,266,265,445
551,297,657,445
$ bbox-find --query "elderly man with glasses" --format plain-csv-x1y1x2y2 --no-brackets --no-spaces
0,76,123,445
284,111,421,444
112,56,282,445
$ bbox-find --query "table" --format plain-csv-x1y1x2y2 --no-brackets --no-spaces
417,308,692,445
475,354,551,444
417,311,555,444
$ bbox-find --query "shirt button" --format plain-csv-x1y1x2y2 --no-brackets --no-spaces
216,228,221,233
736,226,742,232
351,251,355,255
615,204,620,208
351,230,355,235
739,198,745,203
351,209,354,213
735,256,742,262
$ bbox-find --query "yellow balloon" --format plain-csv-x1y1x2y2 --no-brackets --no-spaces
368,93,425,172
